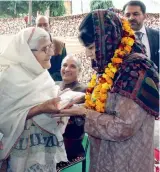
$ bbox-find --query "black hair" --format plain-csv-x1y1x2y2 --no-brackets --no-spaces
122,1,146,14
78,13,95,47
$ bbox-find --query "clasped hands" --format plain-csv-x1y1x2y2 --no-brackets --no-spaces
39,90,87,117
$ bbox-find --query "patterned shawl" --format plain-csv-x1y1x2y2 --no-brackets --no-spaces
111,54,159,117
91,10,159,117
91,9,145,72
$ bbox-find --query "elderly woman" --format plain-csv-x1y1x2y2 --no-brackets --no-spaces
58,55,87,162
60,10,159,172
35,15,67,81
0,27,69,172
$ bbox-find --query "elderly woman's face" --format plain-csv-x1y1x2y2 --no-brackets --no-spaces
32,37,54,69
61,57,80,84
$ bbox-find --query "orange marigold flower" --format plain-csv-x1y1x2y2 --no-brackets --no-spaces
96,104,105,112
85,100,89,106
89,101,96,107
108,63,117,73
129,30,135,36
127,38,134,46
102,82,110,90
85,94,91,100
114,49,122,55
124,45,132,53
102,73,107,79
96,100,104,108
92,74,97,80
88,81,96,88
100,88,107,94
111,57,123,64
121,37,134,46
106,77,113,85
85,17,134,113
100,93,107,102
95,84,102,91
105,68,115,78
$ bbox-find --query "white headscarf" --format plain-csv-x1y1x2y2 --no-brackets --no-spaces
0,27,68,162
0,27,47,75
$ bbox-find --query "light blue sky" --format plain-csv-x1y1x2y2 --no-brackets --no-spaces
72,0,160,14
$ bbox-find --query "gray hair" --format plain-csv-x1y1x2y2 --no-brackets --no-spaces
28,27,50,50
35,15,49,25
61,54,81,72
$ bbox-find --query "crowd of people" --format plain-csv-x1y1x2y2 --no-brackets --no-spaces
0,1,159,172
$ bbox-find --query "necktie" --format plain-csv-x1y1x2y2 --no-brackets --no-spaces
135,32,144,42
135,32,147,56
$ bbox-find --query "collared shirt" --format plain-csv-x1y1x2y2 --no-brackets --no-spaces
135,25,151,59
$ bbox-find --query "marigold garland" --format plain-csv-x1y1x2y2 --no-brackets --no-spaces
85,18,135,112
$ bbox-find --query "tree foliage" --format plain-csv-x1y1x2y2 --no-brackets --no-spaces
0,1,27,17
0,1,65,18
90,0,114,11
50,1,65,17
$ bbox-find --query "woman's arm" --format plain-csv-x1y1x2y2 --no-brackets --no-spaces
27,97,60,120
27,104,43,119
84,93,148,141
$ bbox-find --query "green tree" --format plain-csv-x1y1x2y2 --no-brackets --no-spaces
0,1,65,18
90,0,114,11
49,0,65,17
0,1,28,17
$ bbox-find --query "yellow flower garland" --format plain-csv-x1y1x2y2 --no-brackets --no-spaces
85,19,135,112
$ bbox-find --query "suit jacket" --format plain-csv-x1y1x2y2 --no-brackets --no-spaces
146,27,159,70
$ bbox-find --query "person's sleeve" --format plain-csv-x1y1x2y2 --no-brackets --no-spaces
84,93,148,141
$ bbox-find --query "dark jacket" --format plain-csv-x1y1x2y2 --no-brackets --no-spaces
59,81,87,160
146,27,159,70
48,47,67,81
48,34,67,81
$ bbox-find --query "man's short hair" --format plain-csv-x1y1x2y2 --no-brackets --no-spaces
122,0,146,14
35,15,49,25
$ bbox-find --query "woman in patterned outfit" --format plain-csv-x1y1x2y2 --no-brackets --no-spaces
0,27,69,172
60,10,159,172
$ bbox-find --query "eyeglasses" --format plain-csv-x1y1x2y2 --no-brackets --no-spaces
37,23,49,27
31,43,54,54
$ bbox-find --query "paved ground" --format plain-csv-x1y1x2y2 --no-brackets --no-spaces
0,34,159,149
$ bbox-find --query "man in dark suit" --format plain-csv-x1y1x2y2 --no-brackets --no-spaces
123,0,159,70
36,15,67,81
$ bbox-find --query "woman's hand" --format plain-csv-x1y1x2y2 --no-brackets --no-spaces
39,97,61,114
60,106,87,116
27,97,61,119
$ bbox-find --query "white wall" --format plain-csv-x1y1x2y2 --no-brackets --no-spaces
72,0,90,14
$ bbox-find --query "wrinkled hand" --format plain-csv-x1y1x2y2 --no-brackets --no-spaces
60,106,86,116
40,97,61,114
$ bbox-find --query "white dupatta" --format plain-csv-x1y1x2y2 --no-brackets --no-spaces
0,27,68,164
